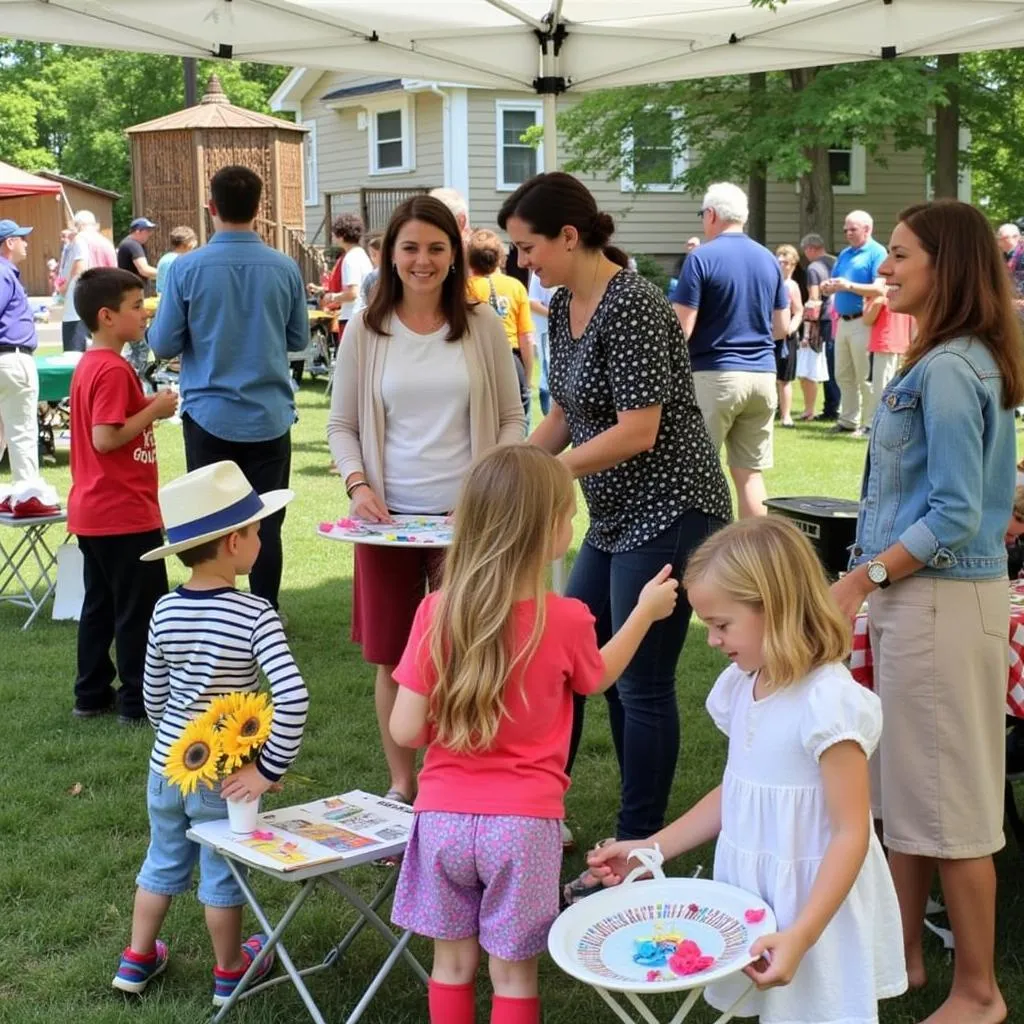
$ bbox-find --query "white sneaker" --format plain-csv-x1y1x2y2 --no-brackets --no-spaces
560,821,575,850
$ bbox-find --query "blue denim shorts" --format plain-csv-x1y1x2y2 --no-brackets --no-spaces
136,770,245,908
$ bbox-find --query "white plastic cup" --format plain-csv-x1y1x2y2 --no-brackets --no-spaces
226,796,261,836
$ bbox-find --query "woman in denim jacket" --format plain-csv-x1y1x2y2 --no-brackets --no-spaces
832,200,1024,1024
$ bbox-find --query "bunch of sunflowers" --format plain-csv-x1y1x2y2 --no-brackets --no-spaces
164,692,274,796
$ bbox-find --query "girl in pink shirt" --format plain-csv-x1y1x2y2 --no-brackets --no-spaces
389,444,679,1024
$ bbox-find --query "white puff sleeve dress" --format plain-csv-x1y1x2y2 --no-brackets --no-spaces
702,663,907,1024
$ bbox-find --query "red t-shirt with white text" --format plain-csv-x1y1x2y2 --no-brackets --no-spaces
394,591,606,819
68,348,161,536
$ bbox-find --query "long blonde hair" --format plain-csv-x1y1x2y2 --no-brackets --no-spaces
683,518,850,686
428,445,575,752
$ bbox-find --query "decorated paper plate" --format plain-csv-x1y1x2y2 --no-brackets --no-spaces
317,514,453,548
548,848,775,995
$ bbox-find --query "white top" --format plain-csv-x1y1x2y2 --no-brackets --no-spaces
703,663,906,1024
340,246,374,321
528,272,555,334
64,235,90,322
380,316,472,514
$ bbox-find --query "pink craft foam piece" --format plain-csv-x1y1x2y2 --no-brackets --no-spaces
251,829,275,840
745,908,767,924
668,940,716,977
337,517,359,528
645,970,662,982
318,523,333,533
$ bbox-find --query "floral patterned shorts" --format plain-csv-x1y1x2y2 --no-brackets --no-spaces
391,811,562,961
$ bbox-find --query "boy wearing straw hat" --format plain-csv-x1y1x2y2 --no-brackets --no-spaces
113,461,309,1006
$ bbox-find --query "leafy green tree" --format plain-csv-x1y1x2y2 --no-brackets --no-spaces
559,60,949,250
0,43,289,234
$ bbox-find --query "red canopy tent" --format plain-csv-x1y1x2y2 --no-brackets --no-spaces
0,161,62,199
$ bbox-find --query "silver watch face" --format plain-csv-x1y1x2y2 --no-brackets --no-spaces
867,562,886,584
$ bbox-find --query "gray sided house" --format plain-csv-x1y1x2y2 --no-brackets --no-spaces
272,69,962,266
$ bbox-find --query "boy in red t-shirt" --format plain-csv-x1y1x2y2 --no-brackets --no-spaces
69,268,178,724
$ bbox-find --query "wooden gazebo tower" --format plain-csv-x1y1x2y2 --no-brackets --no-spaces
125,74,308,258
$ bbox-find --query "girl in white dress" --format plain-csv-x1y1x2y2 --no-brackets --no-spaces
588,517,907,1024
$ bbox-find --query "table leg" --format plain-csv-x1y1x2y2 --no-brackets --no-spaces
594,987,644,1024
667,988,703,1024
343,928,415,1024
323,865,398,967
708,982,755,1023
0,525,62,630
323,874,429,984
21,526,61,629
625,991,664,1023
211,862,326,1024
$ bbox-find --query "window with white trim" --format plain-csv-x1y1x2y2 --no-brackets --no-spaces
366,97,415,175
828,143,866,194
496,100,542,191
301,119,318,206
621,109,688,192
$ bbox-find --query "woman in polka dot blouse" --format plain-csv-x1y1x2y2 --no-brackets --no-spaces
500,172,732,847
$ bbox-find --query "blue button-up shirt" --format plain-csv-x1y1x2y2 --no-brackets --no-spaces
0,257,38,350
148,231,308,442
831,239,886,316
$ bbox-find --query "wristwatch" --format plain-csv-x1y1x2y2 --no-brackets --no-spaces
865,560,891,589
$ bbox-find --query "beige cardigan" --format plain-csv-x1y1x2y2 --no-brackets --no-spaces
327,305,526,506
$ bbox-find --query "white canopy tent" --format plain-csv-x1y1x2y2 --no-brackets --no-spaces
3,0,1024,165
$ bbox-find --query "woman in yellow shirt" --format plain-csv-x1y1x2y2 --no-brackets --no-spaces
467,229,535,429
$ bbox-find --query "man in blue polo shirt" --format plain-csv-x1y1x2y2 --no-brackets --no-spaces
672,182,790,519
0,219,40,492
149,166,307,610
823,210,887,435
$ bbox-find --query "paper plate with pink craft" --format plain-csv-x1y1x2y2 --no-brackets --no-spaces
317,514,453,548
548,847,774,1022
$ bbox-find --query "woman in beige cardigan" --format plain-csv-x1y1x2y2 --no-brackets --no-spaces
327,195,524,804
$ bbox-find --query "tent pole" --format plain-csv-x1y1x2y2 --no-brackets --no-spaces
543,92,558,172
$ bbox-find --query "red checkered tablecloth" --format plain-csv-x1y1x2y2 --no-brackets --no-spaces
851,583,1024,719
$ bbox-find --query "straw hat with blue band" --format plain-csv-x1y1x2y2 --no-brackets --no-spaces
140,460,294,562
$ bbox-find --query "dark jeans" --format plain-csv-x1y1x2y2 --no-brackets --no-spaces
62,319,89,353
565,509,727,839
512,349,530,433
74,530,168,718
182,413,291,608
821,318,840,418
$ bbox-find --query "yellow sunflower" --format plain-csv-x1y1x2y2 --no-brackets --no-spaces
203,692,248,728
164,718,223,796
219,693,273,770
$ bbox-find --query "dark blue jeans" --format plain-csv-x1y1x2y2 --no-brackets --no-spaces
822,318,840,418
565,509,726,840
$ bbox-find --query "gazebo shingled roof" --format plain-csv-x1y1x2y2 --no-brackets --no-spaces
126,74,307,135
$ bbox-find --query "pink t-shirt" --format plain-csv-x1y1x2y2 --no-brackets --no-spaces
394,591,606,819
868,306,914,354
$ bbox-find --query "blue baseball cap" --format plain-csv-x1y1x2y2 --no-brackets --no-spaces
0,219,32,242
130,217,158,230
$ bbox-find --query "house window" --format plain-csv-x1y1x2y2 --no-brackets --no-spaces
828,143,866,194
375,110,403,170
301,119,318,206
367,98,415,175
621,109,687,192
496,101,542,191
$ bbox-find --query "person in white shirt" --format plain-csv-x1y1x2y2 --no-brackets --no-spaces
322,214,373,327
528,272,556,416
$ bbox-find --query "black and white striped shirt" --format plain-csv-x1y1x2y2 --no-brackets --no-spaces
144,587,309,782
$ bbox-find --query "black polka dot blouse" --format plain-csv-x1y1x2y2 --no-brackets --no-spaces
548,270,732,552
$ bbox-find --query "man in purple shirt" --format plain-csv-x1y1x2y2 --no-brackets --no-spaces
0,219,40,493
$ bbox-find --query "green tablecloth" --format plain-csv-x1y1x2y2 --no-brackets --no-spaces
36,353,81,404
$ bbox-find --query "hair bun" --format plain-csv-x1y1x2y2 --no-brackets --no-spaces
583,211,615,249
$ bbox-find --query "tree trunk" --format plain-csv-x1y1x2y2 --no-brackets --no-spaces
789,68,833,250
934,53,960,199
747,72,768,243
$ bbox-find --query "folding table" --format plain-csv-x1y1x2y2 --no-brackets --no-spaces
0,511,69,629
188,790,427,1024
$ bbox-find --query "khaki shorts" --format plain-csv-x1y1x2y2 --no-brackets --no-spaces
867,575,1008,859
692,370,776,471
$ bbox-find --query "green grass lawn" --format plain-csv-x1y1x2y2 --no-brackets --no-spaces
1,376,1020,1023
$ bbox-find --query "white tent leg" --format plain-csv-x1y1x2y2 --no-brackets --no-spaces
543,91,559,170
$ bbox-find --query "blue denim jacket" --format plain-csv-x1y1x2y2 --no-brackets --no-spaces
853,336,1015,579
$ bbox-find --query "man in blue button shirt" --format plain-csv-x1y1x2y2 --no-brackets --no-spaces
822,210,887,435
149,166,307,610
0,219,40,490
